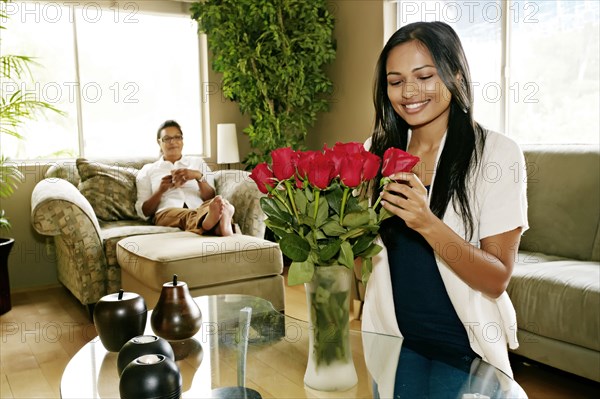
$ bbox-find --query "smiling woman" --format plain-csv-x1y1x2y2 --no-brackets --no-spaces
364,23,529,396
1,0,204,160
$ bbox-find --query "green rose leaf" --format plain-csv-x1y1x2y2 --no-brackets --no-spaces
280,233,311,262
314,286,331,303
321,220,347,236
305,186,314,202
361,257,373,284
378,207,393,223
359,199,370,210
299,213,316,229
264,220,290,239
288,260,315,286
325,184,344,215
340,227,365,240
352,234,374,255
338,240,354,269
309,196,329,227
315,230,327,240
260,197,292,225
294,189,308,214
345,195,363,213
318,239,341,261
341,210,370,228
361,243,383,258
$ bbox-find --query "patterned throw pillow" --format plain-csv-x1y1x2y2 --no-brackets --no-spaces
76,159,140,221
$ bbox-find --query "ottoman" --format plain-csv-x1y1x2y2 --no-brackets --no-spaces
116,231,285,311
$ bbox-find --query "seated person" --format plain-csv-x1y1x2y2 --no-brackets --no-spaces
135,120,235,236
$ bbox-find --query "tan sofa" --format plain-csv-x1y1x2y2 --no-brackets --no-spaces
30,158,284,313
507,145,600,382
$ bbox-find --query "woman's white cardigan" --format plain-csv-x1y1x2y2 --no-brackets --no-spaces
361,131,529,396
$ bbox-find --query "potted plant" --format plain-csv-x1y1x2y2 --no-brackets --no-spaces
191,0,336,169
0,0,63,314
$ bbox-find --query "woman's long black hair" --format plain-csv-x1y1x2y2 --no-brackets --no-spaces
370,21,486,241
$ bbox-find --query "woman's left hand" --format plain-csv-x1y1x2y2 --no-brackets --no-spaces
380,172,437,233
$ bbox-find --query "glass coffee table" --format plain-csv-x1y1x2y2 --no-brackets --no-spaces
60,295,526,398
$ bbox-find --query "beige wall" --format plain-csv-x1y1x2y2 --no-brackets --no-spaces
3,0,384,291
3,163,57,290
307,0,384,150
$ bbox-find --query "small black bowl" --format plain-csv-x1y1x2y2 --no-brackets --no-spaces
119,354,181,399
118,335,175,376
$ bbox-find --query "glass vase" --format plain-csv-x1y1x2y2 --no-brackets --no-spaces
303,265,358,391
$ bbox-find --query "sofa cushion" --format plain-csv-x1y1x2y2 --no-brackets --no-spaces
117,232,283,291
100,220,181,268
507,258,600,352
76,158,140,221
520,146,600,261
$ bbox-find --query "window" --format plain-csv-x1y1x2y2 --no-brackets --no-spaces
1,0,204,159
392,0,599,144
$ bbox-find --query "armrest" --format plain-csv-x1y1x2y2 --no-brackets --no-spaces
214,170,267,238
31,178,102,238
31,178,110,306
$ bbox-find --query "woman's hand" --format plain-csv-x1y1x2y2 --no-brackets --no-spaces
380,172,437,233
171,168,202,188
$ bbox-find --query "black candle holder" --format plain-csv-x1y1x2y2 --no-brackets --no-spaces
117,335,175,376
119,354,181,399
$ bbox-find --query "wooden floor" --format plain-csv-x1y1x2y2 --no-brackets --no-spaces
1,279,598,398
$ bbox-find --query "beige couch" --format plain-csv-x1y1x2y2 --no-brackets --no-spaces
30,158,284,313
507,145,600,382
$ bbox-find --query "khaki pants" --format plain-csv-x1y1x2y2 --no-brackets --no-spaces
154,200,213,235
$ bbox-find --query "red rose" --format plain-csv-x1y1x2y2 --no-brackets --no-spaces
362,152,381,181
270,147,298,180
332,142,365,155
296,150,319,180
249,163,275,194
324,142,367,178
339,153,364,188
307,153,335,189
381,148,420,177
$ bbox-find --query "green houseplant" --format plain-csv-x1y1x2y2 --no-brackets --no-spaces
191,0,336,169
0,0,62,314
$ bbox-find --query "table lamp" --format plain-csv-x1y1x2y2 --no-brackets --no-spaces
216,123,240,169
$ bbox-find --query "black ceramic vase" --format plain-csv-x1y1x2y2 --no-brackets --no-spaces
151,275,202,341
119,354,182,399
93,289,147,352
117,335,175,376
0,238,15,315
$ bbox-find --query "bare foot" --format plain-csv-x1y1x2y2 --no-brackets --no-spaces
201,196,224,231
214,199,235,237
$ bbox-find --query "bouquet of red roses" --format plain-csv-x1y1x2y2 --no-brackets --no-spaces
250,142,420,286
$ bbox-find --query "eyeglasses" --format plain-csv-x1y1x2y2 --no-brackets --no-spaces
160,135,183,143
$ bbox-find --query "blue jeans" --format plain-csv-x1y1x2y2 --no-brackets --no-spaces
373,346,501,398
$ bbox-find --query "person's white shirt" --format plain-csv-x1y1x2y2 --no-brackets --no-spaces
135,155,215,220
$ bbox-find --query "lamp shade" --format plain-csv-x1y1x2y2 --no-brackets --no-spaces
217,123,240,164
